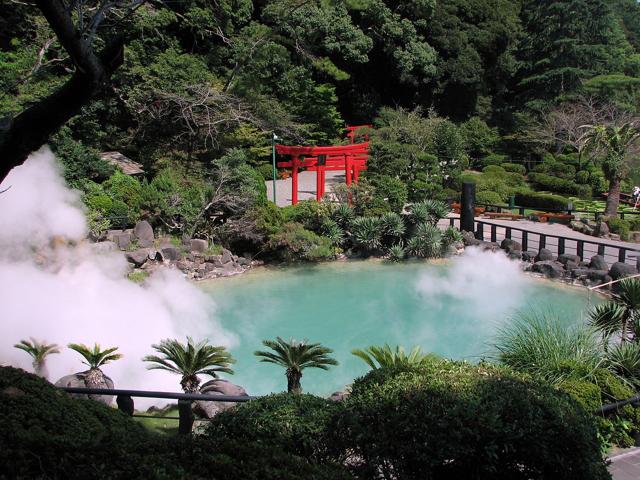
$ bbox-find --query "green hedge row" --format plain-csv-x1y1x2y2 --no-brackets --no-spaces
514,191,569,211
528,172,592,198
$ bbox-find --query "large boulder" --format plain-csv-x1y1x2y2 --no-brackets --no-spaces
194,379,249,419
125,249,148,268
596,221,610,237
54,370,114,406
113,233,131,250
609,262,637,280
133,221,155,248
190,239,208,253
91,241,118,255
161,246,181,261
531,261,565,279
221,249,233,264
558,253,581,266
535,248,554,262
501,238,522,253
589,255,608,271
521,250,537,263
462,230,481,246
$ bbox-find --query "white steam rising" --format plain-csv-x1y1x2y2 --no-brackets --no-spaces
0,148,236,405
415,247,529,348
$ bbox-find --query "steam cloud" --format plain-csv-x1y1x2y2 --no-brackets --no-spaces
0,148,236,406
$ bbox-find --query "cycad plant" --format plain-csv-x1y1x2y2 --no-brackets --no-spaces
331,203,355,230
68,343,123,388
321,218,344,247
144,337,235,393
352,344,436,370
387,244,406,262
442,226,463,247
14,338,60,379
409,200,450,225
254,337,338,393
352,216,382,254
589,278,640,344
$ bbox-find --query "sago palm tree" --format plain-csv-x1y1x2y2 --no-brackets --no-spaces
14,338,60,379
579,121,640,216
254,337,338,393
68,343,122,388
352,344,437,370
143,337,235,393
589,278,640,344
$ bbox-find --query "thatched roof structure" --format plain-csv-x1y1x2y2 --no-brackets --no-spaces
100,151,144,175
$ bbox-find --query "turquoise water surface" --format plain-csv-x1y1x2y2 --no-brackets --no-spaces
201,254,599,397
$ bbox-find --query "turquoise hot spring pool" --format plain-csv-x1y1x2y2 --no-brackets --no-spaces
200,251,600,397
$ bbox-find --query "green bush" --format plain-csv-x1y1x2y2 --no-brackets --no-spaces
606,216,631,240
206,393,343,463
281,200,330,232
331,361,609,480
482,165,506,175
501,162,526,175
257,163,275,181
476,190,505,205
460,117,499,166
514,191,568,211
528,172,592,198
370,175,408,213
480,153,507,167
267,222,334,262
0,367,350,480
576,170,591,184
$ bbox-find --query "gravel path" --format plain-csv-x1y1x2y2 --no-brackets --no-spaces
265,170,345,207
609,448,640,480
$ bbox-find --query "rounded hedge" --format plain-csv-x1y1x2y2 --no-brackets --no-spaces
330,361,609,480
205,393,344,463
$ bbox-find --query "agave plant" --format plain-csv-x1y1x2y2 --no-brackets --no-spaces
380,212,406,245
409,200,450,225
387,244,406,262
254,337,338,393
442,226,463,247
606,342,640,385
331,203,355,229
352,216,382,253
144,337,235,393
589,278,640,343
321,218,344,246
407,223,443,258
14,338,60,379
68,343,123,388
352,344,437,370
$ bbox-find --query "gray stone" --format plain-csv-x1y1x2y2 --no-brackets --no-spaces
507,251,523,260
478,241,500,252
630,231,640,243
569,221,585,234
237,256,250,266
161,246,181,261
133,221,154,247
531,261,565,279
558,253,581,266
521,250,537,262
565,260,580,271
113,233,131,250
221,249,233,264
205,263,216,273
462,230,481,246
501,238,522,252
176,261,192,272
223,262,236,274
328,391,349,402
589,255,608,271
91,241,117,254
190,239,208,253
193,379,249,419
125,249,148,268
609,262,637,280
597,221,610,237
55,370,114,406
535,248,553,262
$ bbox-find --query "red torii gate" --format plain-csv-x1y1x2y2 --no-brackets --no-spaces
275,142,369,205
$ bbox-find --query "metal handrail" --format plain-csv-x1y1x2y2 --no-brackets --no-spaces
598,394,640,415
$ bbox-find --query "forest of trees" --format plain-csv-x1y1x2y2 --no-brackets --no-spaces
3,0,640,252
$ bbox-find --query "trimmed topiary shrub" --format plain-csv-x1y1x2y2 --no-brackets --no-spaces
501,162,526,175
330,361,609,480
205,393,343,463
476,190,505,205
528,172,592,198
514,191,569,211
480,153,507,167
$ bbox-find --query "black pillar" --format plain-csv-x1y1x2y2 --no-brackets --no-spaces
461,182,476,233
178,399,194,434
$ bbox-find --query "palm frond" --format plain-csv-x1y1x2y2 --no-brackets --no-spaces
14,338,60,364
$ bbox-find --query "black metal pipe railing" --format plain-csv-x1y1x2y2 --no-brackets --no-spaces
60,387,255,434
598,394,640,415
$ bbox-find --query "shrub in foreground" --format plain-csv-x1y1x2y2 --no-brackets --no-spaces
330,361,609,480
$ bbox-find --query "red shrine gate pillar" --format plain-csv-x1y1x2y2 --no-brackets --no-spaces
292,155,299,205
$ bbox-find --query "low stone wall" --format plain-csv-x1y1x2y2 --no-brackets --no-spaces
462,231,638,288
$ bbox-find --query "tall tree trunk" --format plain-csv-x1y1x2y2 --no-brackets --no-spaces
287,368,302,393
0,0,124,182
33,361,48,380
605,175,622,217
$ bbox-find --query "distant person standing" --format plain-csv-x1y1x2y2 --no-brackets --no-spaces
633,186,640,207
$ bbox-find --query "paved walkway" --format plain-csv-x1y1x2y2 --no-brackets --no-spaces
609,448,640,479
441,214,640,268
266,171,345,207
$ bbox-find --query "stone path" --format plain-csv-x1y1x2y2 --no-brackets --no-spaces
440,214,640,268
609,448,640,479
265,171,345,207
